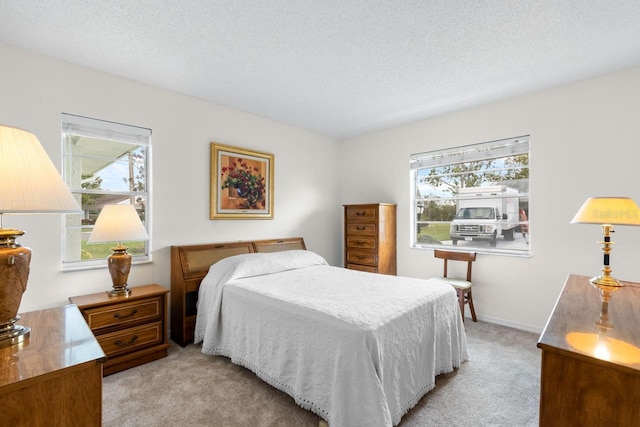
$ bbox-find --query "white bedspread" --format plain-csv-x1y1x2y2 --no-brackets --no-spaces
194,250,467,427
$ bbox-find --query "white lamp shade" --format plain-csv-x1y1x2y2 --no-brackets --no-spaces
87,204,149,243
0,125,81,213
571,197,640,226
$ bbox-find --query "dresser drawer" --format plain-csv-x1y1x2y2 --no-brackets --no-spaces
346,236,377,250
346,251,378,266
346,223,377,236
84,297,162,331
346,263,378,273
345,206,378,220
97,321,163,358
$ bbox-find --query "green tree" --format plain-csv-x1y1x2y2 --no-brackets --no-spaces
81,174,103,207
501,155,529,180
420,160,499,194
123,150,145,193
122,149,146,220
420,155,528,195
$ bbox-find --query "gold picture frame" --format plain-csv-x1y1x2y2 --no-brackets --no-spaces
210,143,274,219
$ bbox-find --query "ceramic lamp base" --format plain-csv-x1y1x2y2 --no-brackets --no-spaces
107,246,132,297
0,228,32,348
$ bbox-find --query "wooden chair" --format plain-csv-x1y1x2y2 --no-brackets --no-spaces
433,249,477,322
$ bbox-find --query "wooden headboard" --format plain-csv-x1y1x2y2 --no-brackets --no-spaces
170,237,306,346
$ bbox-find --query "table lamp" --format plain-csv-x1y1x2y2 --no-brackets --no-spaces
87,204,149,296
0,125,82,348
571,196,640,289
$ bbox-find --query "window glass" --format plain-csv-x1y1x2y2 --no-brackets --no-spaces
61,113,151,269
411,136,530,256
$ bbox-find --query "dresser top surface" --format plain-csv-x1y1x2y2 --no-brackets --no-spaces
0,304,106,387
69,283,168,308
538,274,640,372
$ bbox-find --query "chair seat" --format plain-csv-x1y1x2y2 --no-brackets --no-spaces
432,277,473,290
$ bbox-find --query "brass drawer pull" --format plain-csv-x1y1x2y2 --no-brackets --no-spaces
114,309,138,319
114,335,138,347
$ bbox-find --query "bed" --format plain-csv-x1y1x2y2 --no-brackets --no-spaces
171,237,468,427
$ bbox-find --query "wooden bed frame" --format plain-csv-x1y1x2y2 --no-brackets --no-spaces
170,237,307,346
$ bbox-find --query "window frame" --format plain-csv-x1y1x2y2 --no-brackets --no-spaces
410,136,530,257
61,113,151,270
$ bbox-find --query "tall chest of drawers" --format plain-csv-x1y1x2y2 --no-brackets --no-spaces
344,203,397,275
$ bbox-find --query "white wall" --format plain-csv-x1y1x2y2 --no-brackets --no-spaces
0,42,342,312
340,66,640,332
4,41,640,333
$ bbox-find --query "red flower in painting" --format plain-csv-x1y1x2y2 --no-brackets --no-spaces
220,159,266,209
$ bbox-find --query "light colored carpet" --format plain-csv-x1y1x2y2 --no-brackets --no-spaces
103,321,540,426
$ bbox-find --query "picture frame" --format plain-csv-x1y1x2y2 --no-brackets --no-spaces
210,143,274,220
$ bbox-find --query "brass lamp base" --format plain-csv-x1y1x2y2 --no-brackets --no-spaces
107,287,132,297
589,224,624,291
590,275,623,289
107,245,133,297
0,316,30,349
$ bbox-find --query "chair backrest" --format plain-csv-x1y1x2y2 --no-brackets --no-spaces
434,249,477,282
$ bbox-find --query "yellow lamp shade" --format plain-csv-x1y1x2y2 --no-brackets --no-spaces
571,197,640,226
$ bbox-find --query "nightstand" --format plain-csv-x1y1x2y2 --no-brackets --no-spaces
69,284,170,376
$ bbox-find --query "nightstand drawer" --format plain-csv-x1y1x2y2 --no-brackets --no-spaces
97,321,163,358
84,297,162,331
346,223,377,236
346,251,377,266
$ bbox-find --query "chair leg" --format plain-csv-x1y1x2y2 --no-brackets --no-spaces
456,288,465,322
467,289,477,322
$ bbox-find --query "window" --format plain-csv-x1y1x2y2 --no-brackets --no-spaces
410,136,530,256
62,114,151,269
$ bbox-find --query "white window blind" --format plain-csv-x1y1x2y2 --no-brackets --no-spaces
411,136,529,170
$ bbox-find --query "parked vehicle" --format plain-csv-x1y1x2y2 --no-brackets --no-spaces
449,186,519,247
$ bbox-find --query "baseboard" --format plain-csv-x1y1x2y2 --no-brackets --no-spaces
468,313,543,335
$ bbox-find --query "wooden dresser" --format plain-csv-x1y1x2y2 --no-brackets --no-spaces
70,284,170,375
344,203,397,275
537,274,640,426
0,305,106,425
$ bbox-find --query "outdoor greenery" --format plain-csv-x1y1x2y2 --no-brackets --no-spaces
81,174,104,208
81,241,146,260
416,222,451,244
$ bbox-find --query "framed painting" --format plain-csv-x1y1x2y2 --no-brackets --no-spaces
210,143,274,219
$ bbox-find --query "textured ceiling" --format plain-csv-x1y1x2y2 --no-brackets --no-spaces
1,1,640,138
